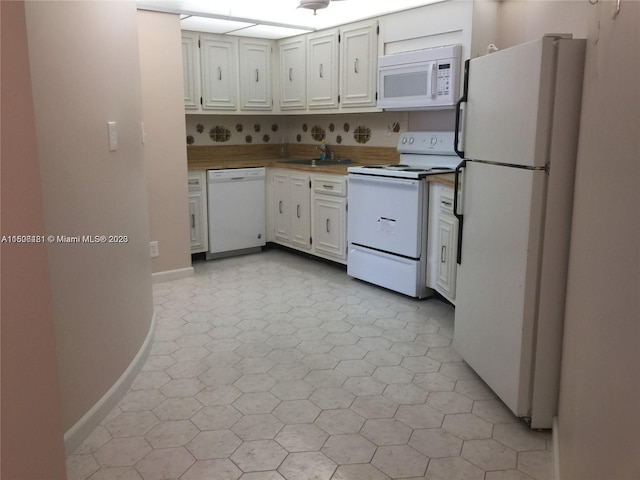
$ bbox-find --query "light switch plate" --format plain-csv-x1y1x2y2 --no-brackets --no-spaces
107,121,118,151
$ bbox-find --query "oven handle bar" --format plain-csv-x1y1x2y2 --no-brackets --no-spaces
454,160,466,265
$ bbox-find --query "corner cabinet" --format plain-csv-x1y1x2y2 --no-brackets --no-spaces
340,20,378,109
182,32,274,113
239,38,273,111
182,32,201,110
268,169,347,264
270,169,312,250
188,171,209,254
427,183,458,303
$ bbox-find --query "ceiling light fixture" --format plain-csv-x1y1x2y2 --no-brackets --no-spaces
298,0,330,15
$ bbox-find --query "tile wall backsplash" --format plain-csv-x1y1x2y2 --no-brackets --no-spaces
185,112,410,148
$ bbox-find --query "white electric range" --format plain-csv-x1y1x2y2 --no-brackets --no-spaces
346,131,459,298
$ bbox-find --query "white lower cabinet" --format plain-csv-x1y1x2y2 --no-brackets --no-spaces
427,183,458,303
270,169,312,250
268,169,347,264
188,171,208,254
312,175,347,263
290,174,312,250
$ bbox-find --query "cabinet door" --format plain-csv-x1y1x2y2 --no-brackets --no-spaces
290,174,311,249
273,172,290,242
436,213,457,302
188,172,208,253
200,34,238,110
340,21,378,108
182,32,201,110
278,38,306,110
307,30,339,109
239,38,273,111
313,195,346,261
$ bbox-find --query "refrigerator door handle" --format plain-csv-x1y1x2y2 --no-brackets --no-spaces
454,59,470,159
454,160,466,264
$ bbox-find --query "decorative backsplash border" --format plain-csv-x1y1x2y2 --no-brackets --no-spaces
185,112,408,149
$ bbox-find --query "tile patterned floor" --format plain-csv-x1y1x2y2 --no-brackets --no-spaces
66,250,553,480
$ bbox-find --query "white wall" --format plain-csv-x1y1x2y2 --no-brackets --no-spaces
24,0,154,432
558,1,640,478
499,0,589,48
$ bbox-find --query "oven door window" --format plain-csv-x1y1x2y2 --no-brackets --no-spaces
347,175,425,258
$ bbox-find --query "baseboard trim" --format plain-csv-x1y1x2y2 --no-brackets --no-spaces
553,416,561,480
152,266,194,284
64,313,157,454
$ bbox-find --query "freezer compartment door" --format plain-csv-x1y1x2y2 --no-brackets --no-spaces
347,244,428,298
453,161,546,420
347,175,425,258
462,37,558,168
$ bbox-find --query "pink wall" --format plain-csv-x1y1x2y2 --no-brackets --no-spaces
138,10,192,275
0,1,67,478
558,1,640,478
24,0,154,433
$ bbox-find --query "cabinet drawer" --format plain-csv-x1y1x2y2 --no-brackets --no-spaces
188,172,206,191
439,186,454,215
312,175,347,196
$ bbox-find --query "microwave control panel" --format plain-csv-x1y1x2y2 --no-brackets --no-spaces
437,63,453,97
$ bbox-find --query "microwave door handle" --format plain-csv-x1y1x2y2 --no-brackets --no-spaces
454,58,470,159
431,63,437,99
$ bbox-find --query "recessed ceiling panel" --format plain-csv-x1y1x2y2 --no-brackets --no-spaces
229,25,312,39
140,0,446,39
180,16,254,34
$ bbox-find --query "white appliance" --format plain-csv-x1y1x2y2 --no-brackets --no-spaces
347,132,459,298
377,44,461,111
207,167,266,258
453,35,586,428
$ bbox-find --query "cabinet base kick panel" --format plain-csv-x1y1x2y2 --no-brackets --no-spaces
347,244,431,298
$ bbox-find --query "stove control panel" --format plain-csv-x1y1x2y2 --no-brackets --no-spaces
398,131,456,155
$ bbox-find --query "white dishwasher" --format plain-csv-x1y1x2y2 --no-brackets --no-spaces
207,167,266,258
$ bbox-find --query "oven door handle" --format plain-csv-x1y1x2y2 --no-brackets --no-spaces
453,160,466,265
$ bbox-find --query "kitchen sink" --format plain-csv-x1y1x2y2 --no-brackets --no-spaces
279,158,352,166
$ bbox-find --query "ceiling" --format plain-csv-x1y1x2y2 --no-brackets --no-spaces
136,0,445,39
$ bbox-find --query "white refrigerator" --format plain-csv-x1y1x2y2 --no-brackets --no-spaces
453,36,586,429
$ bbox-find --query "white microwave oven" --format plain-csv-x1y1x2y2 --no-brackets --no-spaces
377,44,462,110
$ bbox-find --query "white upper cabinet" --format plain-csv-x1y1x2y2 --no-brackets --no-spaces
307,29,339,110
200,34,238,111
239,38,273,111
278,37,307,111
182,32,200,110
340,20,378,109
